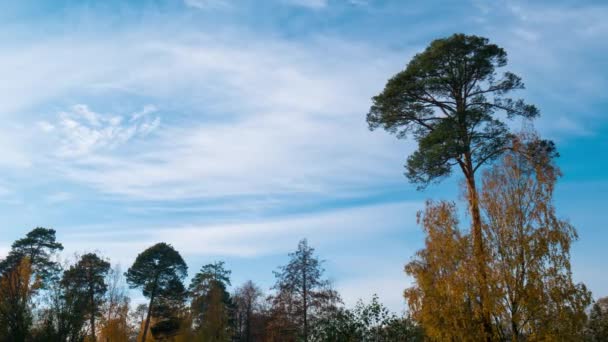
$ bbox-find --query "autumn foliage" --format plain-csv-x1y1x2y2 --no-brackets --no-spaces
405,136,592,340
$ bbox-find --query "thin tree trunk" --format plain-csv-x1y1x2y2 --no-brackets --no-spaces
303,256,308,341
90,281,97,342
142,293,155,342
246,302,251,342
464,161,493,342
90,302,97,341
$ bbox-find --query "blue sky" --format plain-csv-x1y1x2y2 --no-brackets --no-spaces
0,0,606,311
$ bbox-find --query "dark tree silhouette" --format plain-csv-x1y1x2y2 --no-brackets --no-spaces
61,253,110,341
271,239,339,342
233,280,263,342
125,243,187,342
189,261,233,341
0,227,63,342
0,227,64,283
586,297,608,341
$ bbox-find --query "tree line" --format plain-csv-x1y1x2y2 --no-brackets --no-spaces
0,232,422,341
1,33,607,341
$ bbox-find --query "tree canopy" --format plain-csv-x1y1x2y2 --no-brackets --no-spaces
61,253,111,341
0,227,63,342
125,242,187,342
190,261,233,341
271,239,340,342
367,33,538,187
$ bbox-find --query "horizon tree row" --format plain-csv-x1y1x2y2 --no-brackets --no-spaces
0,230,421,341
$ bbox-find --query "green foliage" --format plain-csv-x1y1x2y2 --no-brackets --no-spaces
367,33,539,187
125,242,188,298
33,276,88,342
0,227,64,284
311,295,423,342
271,239,341,342
190,261,234,341
0,227,63,342
190,261,232,298
61,253,111,340
195,282,233,342
125,242,187,342
150,317,182,340
586,297,608,341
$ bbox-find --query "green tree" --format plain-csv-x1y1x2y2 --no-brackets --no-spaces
311,295,424,342
0,227,64,284
0,227,63,342
190,261,231,303
271,239,340,341
33,275,87,342
61,253,111,341
190,261,233,341
367,33,541,339
586,297,608,341
125,243,187,342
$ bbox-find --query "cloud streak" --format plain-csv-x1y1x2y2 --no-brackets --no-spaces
58,199,421,262
40,104,160,158
4,31,410,203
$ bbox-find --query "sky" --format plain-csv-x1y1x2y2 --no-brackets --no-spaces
0,0,606,312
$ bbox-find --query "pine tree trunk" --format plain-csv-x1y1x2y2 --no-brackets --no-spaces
90,282,97,342
464,158,493,342
142,294,155,342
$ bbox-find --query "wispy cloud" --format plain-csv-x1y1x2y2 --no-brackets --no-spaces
6,31,408,202
284,0,328,9
58,199,421,266
39,104,160,158
45,191,72,204
471,1,608,139
183,0,231,10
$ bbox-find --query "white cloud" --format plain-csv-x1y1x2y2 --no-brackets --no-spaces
57,200,421,279
285,0,328,9
37,121,55,132
42,104,160,158
183,0,230,9
5,32,408,201
130,104,157,122
58,108,406,200
45,191,72,204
